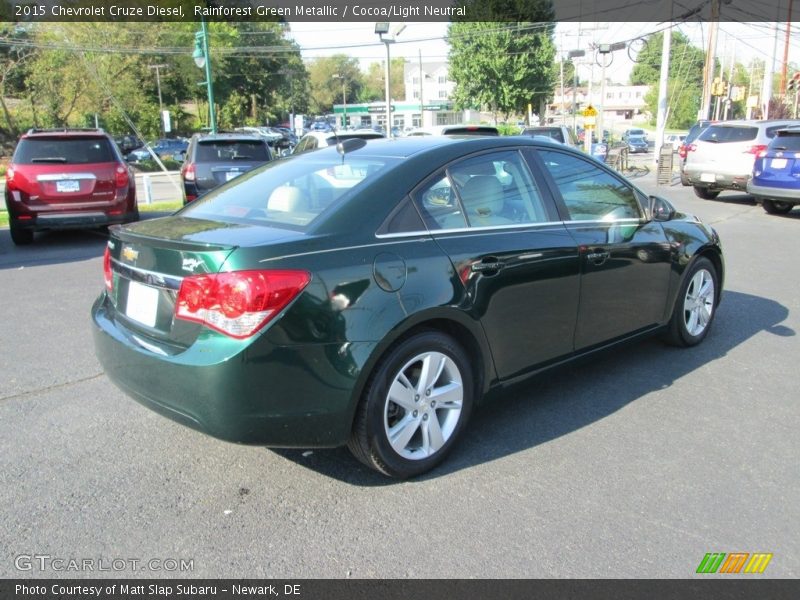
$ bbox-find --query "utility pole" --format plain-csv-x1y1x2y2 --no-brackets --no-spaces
654,25,671,164
149,64,168,136
278,69,297,134
419,49,424,128
779,0,794,95
700,0,719,121
763,21,779,119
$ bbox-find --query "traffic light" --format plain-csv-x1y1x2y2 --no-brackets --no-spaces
789,72,800,92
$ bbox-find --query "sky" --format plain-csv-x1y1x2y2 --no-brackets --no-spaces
286,21,800,85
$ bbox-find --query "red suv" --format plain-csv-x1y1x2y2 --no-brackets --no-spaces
4,128,139,245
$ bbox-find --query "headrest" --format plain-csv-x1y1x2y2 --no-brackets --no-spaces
267,185,309,212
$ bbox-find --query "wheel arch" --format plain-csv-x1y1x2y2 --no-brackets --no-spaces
346,310,496,435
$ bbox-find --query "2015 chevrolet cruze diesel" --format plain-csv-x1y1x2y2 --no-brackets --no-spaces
92,136,724,478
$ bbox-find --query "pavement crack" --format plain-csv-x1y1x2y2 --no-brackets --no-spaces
0,372,105,403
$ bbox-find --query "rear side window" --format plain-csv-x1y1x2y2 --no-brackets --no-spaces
769,130,800,151
14,137,116,164
196,140,270,162
699,126,757,143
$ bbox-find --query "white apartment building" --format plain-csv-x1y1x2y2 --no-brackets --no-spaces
550,84,650,121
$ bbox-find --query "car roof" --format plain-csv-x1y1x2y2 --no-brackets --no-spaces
309,134,563,160
193,133,266,142
22,128,110,138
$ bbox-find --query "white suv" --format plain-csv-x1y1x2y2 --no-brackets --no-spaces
683,119,799,199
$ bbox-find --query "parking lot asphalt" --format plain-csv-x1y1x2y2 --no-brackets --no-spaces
0,168,797,578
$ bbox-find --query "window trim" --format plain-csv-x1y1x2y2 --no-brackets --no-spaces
383,147,561,237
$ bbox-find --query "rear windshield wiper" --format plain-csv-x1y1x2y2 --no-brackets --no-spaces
31,157,68,163
771,145,787,150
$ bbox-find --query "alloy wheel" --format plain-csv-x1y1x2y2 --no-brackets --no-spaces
683,268,715,337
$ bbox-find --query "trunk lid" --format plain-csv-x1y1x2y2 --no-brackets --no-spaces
106,217,309,350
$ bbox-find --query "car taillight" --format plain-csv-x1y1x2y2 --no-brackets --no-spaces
115,165,129,188
745,144,767,155
103,246,114,293
175,269,311,339
678,145,687,159
5,166,17,191
182,162,196,182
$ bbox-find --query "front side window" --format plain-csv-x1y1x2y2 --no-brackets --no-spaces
414,150,550,230
538,150,642,221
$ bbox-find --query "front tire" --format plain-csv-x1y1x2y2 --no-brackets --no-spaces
348,331,474,478
665,257,718,347
694,186,720,200
762,199,793,215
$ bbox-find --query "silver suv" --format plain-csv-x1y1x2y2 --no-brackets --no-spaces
683,119,799,199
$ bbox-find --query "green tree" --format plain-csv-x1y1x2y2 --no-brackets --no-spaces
629,31,706,129
447,1,556,123
306,55,362,116
359,58,406,104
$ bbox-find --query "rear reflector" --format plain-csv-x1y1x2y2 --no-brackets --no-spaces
103,246,113,293
745,144,767,155
182,162,196,182
175,269,311,339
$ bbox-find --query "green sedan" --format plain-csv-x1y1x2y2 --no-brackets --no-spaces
92,136,724,478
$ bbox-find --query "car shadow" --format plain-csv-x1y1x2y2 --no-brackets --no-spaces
272,289,792,485
712,192,757,206
0,212,169,270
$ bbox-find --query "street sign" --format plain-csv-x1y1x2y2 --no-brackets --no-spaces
583,105,598,117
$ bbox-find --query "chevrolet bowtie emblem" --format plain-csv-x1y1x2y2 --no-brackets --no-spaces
122,246,139,262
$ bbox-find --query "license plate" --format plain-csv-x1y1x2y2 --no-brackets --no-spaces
700,173,716,183
225,171,242,181
56,180,80,193
126,281,159,328
770,158,787,169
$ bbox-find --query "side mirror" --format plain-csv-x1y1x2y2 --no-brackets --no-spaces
649,195,676,222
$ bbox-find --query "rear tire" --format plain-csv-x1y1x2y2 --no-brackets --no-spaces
762,199,793,215
9,221,34,245
693,186,720,200
665,257,718,347
348,331,474,479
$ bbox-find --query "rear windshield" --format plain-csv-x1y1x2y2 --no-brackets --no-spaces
769,130,800,152
685,123,709,144
195,140,270,162
699,126,758,143
627,129,645,135
522,128,565,143
14,137,116,164
181,151,399,230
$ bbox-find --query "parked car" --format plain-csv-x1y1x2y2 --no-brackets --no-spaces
4,128,138,245
292,129,384,155
127,138,188,163
520,125,580,148
679,120,714,186
522,126,606,163
114,134,144,157
622,128,647,142
626,135,649,154
683,119,799,199
180,132,273,204
665,134,686,152
747,125,800,214
406,124,500,137
93,135,723,478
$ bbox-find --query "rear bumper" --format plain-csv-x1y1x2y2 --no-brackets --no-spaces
10,210,136,231
746,181,800,203
683,167,750,190
91,293,359,447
